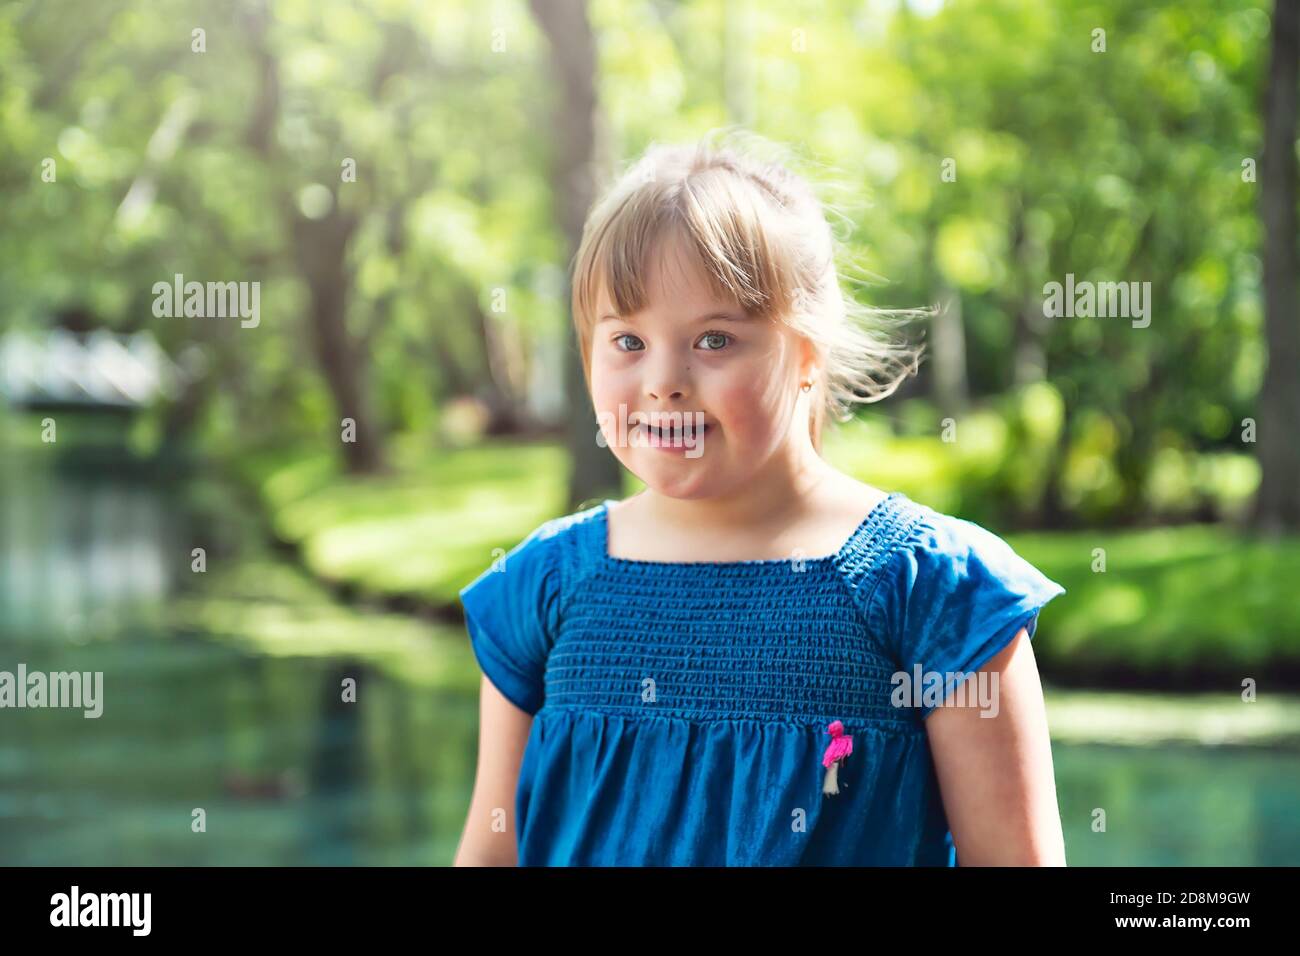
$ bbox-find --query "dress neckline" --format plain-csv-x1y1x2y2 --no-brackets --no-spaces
598,491,905,568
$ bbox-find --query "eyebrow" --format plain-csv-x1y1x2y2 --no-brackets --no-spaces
597,310,751,325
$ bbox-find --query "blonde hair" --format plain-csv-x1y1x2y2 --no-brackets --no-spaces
571,128,928,453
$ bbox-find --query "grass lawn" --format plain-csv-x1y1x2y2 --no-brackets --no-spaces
239,437,570,607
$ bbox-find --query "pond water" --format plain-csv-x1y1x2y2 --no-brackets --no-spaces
1,447,1297,866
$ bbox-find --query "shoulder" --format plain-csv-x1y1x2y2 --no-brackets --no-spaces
818,471,891,520
837,493,1054,612
532,499,607,563
892,499,1019,564
867,496,1034,593
457,501,607,647
466,500,606,592
520,500,604,548
865,497,1065,644
900,502,1059,595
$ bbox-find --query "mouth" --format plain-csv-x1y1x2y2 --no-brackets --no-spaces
634,419,711,447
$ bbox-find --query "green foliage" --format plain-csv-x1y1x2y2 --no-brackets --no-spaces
0,1,1276,518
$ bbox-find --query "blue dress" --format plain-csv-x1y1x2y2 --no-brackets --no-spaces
458,491,1065,866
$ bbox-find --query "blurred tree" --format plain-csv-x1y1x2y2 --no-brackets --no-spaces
0,0,1288,528
529,0,623,508
1254,0,1300,531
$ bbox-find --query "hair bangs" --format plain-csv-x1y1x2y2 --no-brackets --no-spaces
576,173,798,332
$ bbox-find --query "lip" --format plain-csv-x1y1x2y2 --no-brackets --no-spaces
633,421,711,451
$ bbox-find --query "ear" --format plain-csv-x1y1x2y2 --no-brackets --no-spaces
798,334,822,383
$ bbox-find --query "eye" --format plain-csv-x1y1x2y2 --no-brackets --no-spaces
613,333,645,352
696,331,731,351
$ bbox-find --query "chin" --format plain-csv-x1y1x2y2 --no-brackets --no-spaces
634,462,726,500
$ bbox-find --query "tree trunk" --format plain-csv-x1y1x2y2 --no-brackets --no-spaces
528,0,623,508
1009,196,1048,387
1254,0,1300,532
243,0,387,475
292,209,387,474
931,284,969,418
922,219,969,418
473,297,529,435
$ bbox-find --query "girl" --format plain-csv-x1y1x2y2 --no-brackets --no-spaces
454,131,1067,867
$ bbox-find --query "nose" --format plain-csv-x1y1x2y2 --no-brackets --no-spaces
648,386,686,400
646,362,690,402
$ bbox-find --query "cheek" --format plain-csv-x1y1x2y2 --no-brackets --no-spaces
589,356,636,454
589,353,634,409
710,361,795,442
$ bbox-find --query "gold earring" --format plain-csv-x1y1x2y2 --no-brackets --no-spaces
800,379,813,392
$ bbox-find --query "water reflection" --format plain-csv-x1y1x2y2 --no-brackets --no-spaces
1,468,177,641
1057,743,1300,865
0,447,477,865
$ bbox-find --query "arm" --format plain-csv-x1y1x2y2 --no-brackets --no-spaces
452,675,534,866
924,627,1066,866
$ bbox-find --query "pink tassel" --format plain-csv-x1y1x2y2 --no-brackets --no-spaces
821,720,853,796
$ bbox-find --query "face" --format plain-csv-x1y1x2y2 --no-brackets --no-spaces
589,232,817,500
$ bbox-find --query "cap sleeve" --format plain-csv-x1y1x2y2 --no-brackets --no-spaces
869,510,1065,719
457,521,562,716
